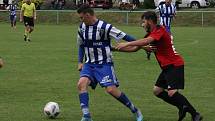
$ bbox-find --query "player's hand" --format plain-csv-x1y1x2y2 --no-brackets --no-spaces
142,45,157,52
78,63,83,71
116,42,129,50
20,18,23,22
0,58,4,68
34,16,36,20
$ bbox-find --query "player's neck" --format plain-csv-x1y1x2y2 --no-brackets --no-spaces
89,17,98,25
150,24,157,32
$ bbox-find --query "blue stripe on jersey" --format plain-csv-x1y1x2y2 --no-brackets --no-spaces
107,25,112,40
78,20,118,64
100,22,106,41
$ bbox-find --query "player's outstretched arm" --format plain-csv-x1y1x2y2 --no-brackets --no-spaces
116,36,155,50
111,45,140,52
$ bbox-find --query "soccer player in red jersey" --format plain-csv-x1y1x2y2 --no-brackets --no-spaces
116,11,202,121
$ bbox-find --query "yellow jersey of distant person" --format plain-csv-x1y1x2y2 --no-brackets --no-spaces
21,3,36,18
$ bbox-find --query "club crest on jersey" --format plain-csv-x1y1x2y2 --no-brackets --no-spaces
80,28,85,34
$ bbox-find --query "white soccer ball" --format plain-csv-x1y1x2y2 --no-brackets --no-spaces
43,102,60,118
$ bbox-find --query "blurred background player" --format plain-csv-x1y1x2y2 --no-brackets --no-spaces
6,0,17,29
20,0,36,42
76,5,143,121
155,0,176,36
116,11,203,121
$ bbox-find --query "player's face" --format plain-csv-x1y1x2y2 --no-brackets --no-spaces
141,19,150,32
165,0,171,4
78,13,91,25
26,0,31,4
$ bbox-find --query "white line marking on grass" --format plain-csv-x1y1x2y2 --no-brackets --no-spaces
177,40,199,47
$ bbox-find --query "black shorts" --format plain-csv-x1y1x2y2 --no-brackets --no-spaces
23,16,34,27
10,15,16,21
155,65,184,90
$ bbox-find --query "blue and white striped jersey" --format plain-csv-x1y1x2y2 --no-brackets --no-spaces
156,3,176,32
77,19,127,64
7,4,17,16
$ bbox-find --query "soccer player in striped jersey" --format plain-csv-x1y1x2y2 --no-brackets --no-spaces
76,5,143,121
6,1,17,29
155,0,176,34
116,11,202,121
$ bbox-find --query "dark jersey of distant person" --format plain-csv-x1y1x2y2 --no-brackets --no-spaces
147,25,184,68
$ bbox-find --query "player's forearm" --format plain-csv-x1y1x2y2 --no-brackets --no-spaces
127,37,154,47
118,46,140,52
20,11,23,19
123,34,136,42
126,39,148,47
78,46,84,63
33,10,36,19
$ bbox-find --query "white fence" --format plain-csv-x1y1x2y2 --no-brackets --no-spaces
1,10,215,26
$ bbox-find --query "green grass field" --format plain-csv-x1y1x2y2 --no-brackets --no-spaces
0,23,214,121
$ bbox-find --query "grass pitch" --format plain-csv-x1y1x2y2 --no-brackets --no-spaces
0,24,214,121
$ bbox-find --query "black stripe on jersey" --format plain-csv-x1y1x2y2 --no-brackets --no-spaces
93,25,99,63
84,26,92,63
170,5,173,16
107,25,112,40
78,31,84,41
100,22,106,41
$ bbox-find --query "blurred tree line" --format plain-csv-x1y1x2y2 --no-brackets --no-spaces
17,0,43,9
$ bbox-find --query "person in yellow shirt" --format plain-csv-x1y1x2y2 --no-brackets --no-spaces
20,0,36,42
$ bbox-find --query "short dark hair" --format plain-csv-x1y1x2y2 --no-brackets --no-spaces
77,4,94,15
141,11,157,24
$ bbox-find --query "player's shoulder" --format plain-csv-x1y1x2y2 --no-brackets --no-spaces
31,2,35,6
22,3,26,6
152,25,166,34
156,25,165,31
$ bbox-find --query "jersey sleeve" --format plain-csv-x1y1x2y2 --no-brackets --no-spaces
77,27,85,63
149,27,165,41
77,28,84,46
155,6,160,12
109,26,126,41
33,3,36,10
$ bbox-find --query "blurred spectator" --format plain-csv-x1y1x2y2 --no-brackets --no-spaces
3,0,9,8
132,0,139,9
51,0,65,9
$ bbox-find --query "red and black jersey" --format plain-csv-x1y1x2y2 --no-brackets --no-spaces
148,25,184,68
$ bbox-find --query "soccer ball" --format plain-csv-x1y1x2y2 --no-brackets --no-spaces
43,102,60,118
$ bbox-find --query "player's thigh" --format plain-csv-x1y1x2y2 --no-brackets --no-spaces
79,64,95,80
155,70,168,89
166,65,184,90
28,18,34,27
79,64,99,89
94,64,119,87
